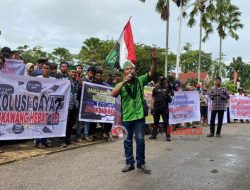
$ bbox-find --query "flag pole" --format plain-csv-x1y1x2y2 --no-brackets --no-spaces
102,16,132,68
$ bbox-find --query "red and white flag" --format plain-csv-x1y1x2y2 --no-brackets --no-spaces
117,20,136,68
105,20,136,69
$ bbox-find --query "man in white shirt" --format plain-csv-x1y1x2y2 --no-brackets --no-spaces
35,62,53,148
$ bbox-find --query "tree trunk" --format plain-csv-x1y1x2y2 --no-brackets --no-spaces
176,2,183,79
198,10,202,84
219,36,222,77
164,0,170,77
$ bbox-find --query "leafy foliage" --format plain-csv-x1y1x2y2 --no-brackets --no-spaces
180,49,213,73
78,38,115,66
227,57,250,86
222,82,237,94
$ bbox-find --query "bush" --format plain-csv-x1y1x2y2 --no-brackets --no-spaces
222,82,237,94
243,81,250,94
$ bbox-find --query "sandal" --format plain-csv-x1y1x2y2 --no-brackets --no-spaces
207,133,214,137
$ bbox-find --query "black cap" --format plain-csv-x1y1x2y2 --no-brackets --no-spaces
1,47,11,58
38,57,48,64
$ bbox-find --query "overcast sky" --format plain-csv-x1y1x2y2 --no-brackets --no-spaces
0,0,249,63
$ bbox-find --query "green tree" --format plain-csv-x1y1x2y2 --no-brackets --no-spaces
226,57,250,89
186,78,198,86
17,45,48,64
185,0,214,83
209,59,226,80
139,0,189,76
180,49,213,73
78,37,115,66
49,47,74,63
183,42,192,51
227,57,244,81
222,82,237,94
135,43,176,76
208,0,243,76
241,64,250,87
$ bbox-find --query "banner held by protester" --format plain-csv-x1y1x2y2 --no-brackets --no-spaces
169,91,201,124
2,59,25,75
230,95,250,120
79,82,121,123
0,73,70,140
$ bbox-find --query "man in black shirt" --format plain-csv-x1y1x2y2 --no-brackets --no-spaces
54,61,70,79
149,76,173,141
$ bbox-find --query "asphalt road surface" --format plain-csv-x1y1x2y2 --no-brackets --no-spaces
0,123,250,190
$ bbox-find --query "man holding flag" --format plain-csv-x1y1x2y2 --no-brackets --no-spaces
112,50,157,174
110,19,157,174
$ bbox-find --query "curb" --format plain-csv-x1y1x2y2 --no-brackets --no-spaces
0,140,108,166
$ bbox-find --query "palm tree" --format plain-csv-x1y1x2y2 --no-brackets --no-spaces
209,59,227,81
208,0,243,77
139,0,188,77
185,0,214,83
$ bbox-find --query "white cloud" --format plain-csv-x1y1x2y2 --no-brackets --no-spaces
0,0,249,62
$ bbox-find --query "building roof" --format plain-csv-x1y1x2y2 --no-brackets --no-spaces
172,71,209,84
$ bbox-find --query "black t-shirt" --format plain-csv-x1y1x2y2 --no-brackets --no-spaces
152,85,172,111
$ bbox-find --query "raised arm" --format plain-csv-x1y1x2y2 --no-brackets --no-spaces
148,48,158,80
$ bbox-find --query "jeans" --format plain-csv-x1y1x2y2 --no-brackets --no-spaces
210,110,224,135
122,118,145,166
84,122,90,137
76,120,84,139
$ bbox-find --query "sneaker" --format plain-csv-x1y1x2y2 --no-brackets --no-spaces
89,135,94,140
44,140,52,147
207,133,214,137
60,143,67,147
0,150,4,153
44,143,52,147
85,137,93,142
137,165,151,174
76,138,82,143
36,143,46,148
122,164,135,172
103,133,109,138
149,136,156,139
166,137,171,141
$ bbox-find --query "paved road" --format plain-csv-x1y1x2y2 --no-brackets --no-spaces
0,123,250,190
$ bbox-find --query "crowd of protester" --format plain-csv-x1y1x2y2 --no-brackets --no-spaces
0,46,249,153
0,47,123,151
